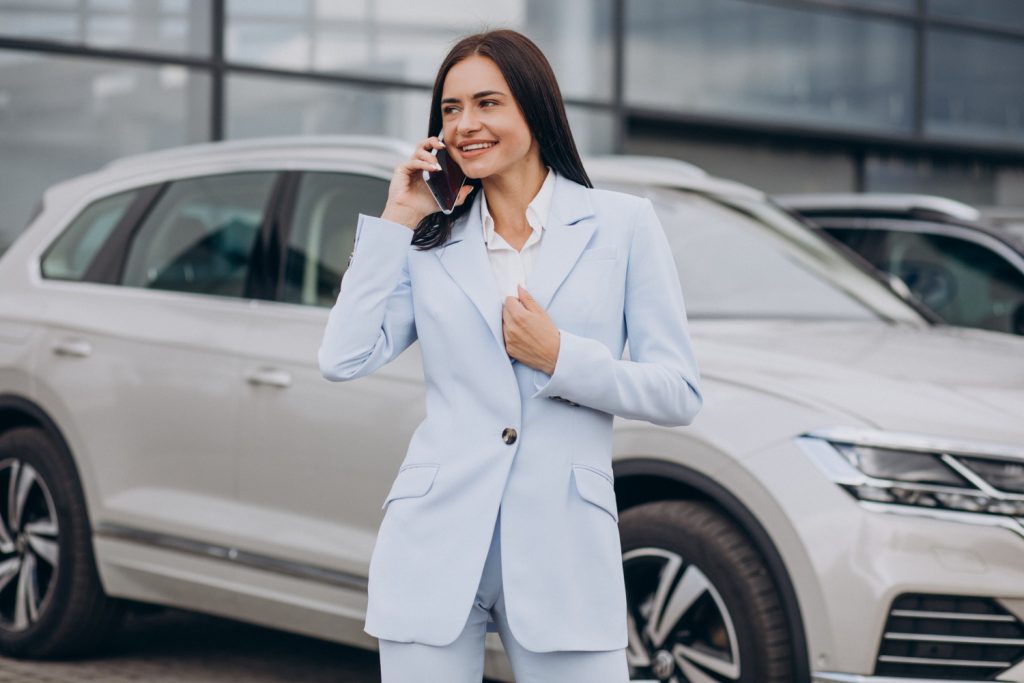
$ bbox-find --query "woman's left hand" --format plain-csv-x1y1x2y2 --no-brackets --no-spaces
502,285,560,374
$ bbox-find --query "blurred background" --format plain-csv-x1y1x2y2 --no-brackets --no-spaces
1,0,1023,253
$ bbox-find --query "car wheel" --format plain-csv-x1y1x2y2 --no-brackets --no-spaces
619,500,793,682
0,426,125,658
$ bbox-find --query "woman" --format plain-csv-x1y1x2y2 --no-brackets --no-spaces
319,29,702,683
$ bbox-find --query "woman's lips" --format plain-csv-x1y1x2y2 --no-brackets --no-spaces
459,142,497,159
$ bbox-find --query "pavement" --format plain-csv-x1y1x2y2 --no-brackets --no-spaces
0,605,387,682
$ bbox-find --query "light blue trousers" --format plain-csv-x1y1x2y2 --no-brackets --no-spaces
377,506,630,683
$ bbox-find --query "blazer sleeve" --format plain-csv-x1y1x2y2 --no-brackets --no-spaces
318,213,417,382
530,197,703,427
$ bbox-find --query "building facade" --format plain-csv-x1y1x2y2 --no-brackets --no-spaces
1,0,1022,248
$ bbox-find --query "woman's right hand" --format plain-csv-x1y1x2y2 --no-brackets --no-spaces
380,136,475,230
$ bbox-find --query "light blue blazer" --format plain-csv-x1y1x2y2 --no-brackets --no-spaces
318,169,702,652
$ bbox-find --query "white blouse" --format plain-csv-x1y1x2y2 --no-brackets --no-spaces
479,165,556,300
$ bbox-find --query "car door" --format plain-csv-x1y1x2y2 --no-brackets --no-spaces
232,169,424,582
32,170,279,544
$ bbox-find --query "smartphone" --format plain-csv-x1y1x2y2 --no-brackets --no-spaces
422,129,467,215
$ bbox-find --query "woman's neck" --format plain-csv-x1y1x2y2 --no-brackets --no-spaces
481,158,548,233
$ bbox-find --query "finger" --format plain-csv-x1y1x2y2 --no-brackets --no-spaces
411,149,442,169
402,158,442,174
517,285,537,309
422,136,446,152
415,148,440,165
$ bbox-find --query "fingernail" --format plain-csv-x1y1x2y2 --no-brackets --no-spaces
438,142,446,148
433,164,442,170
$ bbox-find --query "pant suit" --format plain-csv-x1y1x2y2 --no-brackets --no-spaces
318,169,703,676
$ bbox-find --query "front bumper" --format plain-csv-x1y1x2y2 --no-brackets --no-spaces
747,437,1024,680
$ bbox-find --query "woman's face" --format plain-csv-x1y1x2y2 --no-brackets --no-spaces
440,54,539,180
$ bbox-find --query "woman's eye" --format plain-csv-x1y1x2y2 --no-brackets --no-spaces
442,100,497,115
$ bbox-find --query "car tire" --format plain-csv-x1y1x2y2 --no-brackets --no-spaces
619,500,793,683
0,426,126,659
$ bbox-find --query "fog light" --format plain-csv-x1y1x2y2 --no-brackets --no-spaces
933,492,988,513
889,487,939,507
852,485,896,503
988,499,1024,516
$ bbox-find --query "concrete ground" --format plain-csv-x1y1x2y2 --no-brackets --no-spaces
0,606,501,682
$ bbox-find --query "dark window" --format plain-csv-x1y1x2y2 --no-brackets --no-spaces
120,172,276,299
41,189,139,281
827,227,1024,335
281,172,389,307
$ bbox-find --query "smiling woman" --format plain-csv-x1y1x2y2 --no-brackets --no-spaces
318,27,703,683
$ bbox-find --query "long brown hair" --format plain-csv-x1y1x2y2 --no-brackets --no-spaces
411,29,592,250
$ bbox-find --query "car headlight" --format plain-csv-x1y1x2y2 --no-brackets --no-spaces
798,427,1024,519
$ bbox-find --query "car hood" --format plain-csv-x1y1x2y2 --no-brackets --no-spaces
692,320,1024,446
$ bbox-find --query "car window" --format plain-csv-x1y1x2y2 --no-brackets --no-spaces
281,171,389,307
601,184,923,323
827,227,1024,335
121,172,276,298
40,189,139,281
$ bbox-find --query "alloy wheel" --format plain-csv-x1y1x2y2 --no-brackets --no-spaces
0,458,60,632
624,547,741,683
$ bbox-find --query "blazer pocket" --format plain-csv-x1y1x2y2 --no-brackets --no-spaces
577,246,619,262
381,463,439,510
571,463,619,522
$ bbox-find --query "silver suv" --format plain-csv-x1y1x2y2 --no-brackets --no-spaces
2,137,1024,682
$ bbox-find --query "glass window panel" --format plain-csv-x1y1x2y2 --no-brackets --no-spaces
0,0,211,55
225,0,614,102
121,172,277,298
227,73,432,142
926,30,1024,143
0,50,210,247
227,73,616,156
40,188,139,281
625,0,915,131
928,0,1024,31
282,172,390,307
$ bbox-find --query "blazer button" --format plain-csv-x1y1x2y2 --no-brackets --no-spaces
502,427,518,445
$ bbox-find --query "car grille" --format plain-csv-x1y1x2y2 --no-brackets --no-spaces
875,594,1024,680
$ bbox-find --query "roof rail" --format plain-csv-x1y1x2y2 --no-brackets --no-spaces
774,192,981,223
102,135,413,171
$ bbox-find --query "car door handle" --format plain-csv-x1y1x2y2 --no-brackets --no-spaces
51,338,92,358
244,367,292,388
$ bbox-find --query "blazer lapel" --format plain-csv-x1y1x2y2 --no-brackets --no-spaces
526,172,597,311
434,171,598,351
435,196,505,349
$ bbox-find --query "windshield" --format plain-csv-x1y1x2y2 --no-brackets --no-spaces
603,184,927,324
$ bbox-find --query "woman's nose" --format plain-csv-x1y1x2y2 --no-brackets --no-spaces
456,110,480,134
